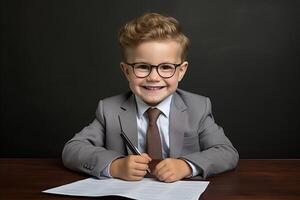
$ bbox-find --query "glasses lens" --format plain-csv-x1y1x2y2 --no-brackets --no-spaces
158,64,176,78
133,63,150,77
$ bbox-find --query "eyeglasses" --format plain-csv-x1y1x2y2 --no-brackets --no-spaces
125,62,183,78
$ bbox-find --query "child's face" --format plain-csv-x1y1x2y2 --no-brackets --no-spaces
121,40,188,106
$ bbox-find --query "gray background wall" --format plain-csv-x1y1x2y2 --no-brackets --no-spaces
1,0,299,158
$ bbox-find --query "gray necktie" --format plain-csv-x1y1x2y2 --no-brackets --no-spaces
146,108,162,159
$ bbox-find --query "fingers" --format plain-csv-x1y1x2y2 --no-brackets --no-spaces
154,163,168,177
152,158,192,183
154,159,166,171
111,157,191,182
133,154,151,164
141,153,152,162
154,166,175,182
131,168,147,177
159,172,176,183
110,155,151,181
127,156,149,180
153,160,174,182
111,156,193,182
133,162,149,171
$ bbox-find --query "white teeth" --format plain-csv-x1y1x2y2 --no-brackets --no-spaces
143,86,164,90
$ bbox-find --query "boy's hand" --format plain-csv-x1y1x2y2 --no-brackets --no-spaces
110,153,151,181
152,158,192,182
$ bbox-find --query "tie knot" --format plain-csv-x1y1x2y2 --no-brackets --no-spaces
147,108,161,124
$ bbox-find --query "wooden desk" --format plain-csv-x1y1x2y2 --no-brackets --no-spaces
0,159,299,200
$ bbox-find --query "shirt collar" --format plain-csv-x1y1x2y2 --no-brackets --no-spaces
135,94,173,119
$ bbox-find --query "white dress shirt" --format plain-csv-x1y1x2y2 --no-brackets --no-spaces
135,94,172,158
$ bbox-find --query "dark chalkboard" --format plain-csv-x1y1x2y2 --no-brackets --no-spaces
1,0,299,158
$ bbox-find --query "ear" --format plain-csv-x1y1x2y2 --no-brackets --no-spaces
178,61,188,82
120,62,131,81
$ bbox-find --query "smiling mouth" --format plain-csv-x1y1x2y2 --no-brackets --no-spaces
142,86,165,90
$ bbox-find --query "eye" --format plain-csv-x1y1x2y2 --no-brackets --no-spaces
159,64,175,71
134,64,150,71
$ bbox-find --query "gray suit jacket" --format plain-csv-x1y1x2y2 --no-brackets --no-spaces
62,89,239,179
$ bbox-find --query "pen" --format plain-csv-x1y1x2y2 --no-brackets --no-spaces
118,116,151,173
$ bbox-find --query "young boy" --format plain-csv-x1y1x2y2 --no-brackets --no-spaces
62,13,238,182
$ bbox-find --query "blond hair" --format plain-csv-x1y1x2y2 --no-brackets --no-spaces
119,13,189,60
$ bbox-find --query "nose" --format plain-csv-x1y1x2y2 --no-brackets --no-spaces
146,67,161,81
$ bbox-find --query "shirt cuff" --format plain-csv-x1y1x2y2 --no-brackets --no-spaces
100,162,113,178
182,159,200,177
100,156,126,178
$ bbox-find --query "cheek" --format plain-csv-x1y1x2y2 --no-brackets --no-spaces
129,77,142,88
168,75,180,86
165,79,179,90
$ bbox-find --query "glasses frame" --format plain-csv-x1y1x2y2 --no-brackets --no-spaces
125,62,183,79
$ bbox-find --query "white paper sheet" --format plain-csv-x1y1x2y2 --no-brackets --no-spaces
43,178,209,200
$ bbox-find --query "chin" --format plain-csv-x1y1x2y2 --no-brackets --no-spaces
143,97,165,106
141,100,157,106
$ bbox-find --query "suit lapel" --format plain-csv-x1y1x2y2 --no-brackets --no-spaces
169,92,187,158
118,93,138,154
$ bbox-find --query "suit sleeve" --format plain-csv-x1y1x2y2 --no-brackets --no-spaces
61,100,124,178
181,98,239,179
